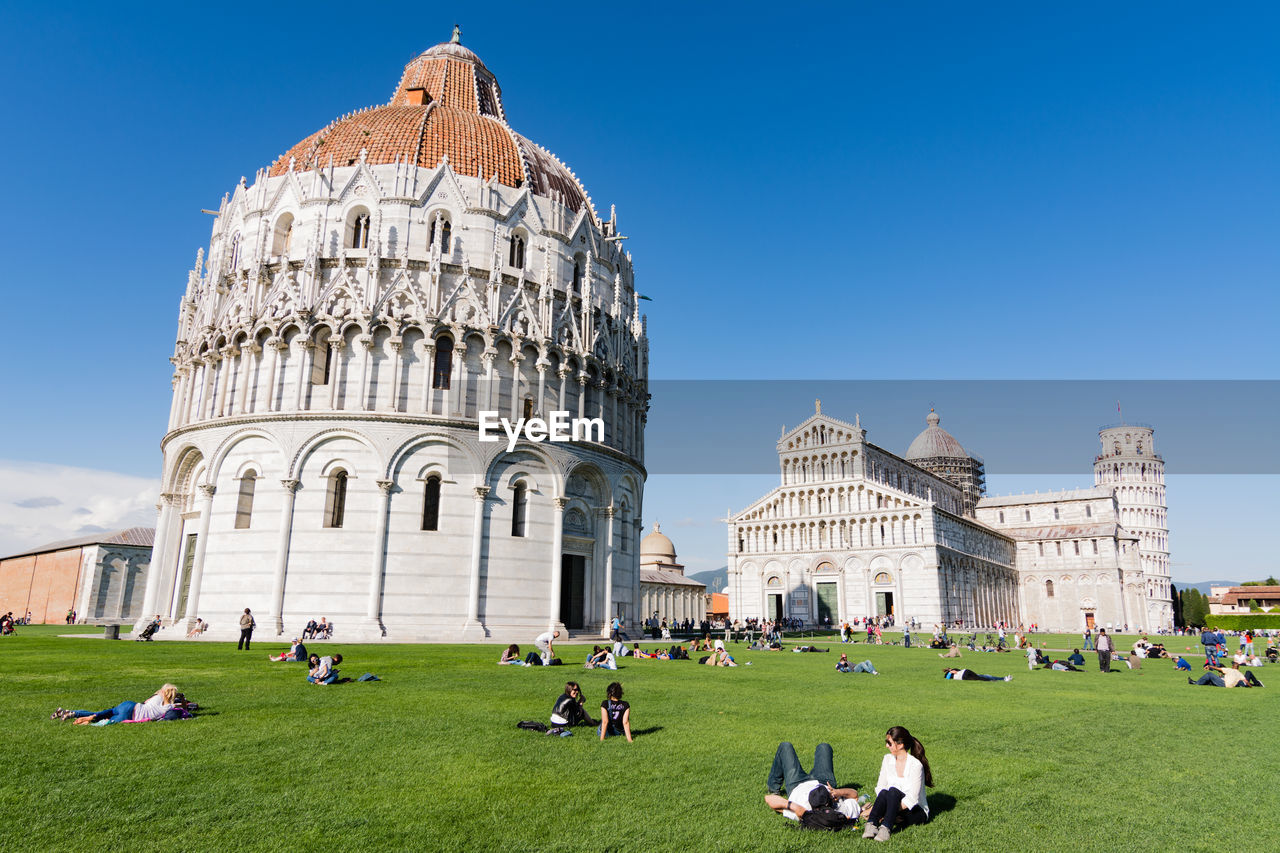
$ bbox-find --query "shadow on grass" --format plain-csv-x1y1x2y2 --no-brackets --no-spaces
630,726,664,737
926,792,957,816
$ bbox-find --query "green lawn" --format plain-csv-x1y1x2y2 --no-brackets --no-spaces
2,626,1275,852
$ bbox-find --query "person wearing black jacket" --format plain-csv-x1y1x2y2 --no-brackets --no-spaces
549,682,596,727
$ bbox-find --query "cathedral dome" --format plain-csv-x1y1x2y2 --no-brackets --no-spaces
905,410,969,460
268,28,592,215
640,524,677,562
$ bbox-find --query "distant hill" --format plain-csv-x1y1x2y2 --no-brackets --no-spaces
689,567,728,593
1176,581,1239,595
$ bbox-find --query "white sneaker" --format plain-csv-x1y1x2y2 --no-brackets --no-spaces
862,822,879,839
1004,675,1013,681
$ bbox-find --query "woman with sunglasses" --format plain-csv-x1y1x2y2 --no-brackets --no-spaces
861,726,932,842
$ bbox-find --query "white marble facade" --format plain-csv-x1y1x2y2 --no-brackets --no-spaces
138,35,648,642
727,408,1020,629
728,407,1174,632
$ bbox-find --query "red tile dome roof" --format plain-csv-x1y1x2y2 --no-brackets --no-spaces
268,31,591,215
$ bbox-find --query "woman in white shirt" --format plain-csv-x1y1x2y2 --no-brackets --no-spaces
861,725,933,842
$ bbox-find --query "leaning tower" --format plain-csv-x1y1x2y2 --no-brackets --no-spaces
1093,423,1172,628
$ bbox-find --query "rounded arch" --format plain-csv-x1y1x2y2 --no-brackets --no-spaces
385,433,479,482
345,204,372,249
564,459,611,505
208,428,286,482
289,427,381,479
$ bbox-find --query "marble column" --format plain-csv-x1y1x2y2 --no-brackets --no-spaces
327,340,346,410
182,484,216,624
136,494,176,629
463,486,491,640
599,506,615,637
365,480,395,629
269,479,300,635
549,497,567,631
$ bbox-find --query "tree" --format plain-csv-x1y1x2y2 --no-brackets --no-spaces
1180,588,1207,628
1171,583,1183,627
1248,599,1261,612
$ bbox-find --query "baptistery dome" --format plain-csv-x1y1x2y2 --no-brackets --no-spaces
138,30,649,644
268,29,590,213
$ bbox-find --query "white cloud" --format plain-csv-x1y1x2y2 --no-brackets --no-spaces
0,460,159,558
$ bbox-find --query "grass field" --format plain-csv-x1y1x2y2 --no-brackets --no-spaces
3,626,1277,852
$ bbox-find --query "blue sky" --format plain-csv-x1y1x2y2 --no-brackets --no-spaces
0,2,1275,580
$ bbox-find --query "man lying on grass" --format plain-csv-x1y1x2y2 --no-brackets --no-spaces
1189,661,1263,688
943,667,1011,682
764,742,859,830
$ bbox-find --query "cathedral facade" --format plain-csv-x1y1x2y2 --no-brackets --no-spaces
727,407,1173,632
137,31,648,642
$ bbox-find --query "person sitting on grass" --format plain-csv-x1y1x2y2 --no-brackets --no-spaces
943,667,1011,682
55,683,180,725
1190,662,1263,688
1068,649,1086,667
307,653,343,685
670,645,689,660
499,644,524,665
764,741,860,828
598,681,633,743
862,726,932,842
269,638,307,662
703,647,737,667
938,643,962,659
585,646,614,669
1173,655,1191,671
550,682,596,727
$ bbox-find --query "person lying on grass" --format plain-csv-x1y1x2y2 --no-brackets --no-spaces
1189,662,1263,688
551,682,597,727
1041,659,1082,671
598,682,633,742
943,667,1011,681
862,726,933,842
308,653,343,684
631,644,657,659
54,683,184,724
763,741,859,829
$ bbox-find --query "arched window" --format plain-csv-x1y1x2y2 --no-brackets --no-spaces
571,259,582,294
272,214,294,256
874,572,891,584
1046,580,1054,598
312,328,334,385
523,397,534,420
508,234,525,268
1085,505,1092,518
229,232,241,269
350,213,370,249
422,475,441,531
430,218,451,254
511,483,527,537
325,470,348,528
1053,507,1060,519
432,338,453,390
235,470,257,529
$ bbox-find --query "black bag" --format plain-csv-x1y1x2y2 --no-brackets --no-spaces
517,720,548,732
798,806,854,832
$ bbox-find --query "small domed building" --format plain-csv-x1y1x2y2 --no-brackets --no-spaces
137,29,649,642
638,524,705,625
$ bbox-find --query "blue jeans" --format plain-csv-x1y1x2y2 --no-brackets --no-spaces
903,635,911,648
308,671,339,684
767,742,836,794
853,660,877,674
1083,636,1094,650
1193,672,1225,687
72,700,137,724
